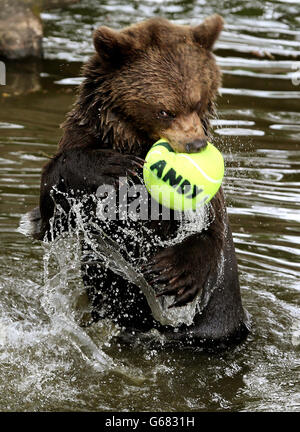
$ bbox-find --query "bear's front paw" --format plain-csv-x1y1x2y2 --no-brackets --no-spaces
142,240,211,308
97,151,144,186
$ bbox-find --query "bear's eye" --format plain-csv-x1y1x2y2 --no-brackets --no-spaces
158,110,175,120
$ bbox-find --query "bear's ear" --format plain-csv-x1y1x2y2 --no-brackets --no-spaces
93,26,136,65
192,14,224,50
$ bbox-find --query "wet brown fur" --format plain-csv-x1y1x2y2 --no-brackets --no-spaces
36,15,248,344
59,15,223,154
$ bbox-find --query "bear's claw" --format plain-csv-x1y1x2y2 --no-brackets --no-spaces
142,240,209,308
98,152,144,180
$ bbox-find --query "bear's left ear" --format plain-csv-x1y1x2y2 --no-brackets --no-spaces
93,26,137,66
192,14,224,50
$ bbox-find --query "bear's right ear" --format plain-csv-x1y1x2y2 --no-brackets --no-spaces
193,14,224,50
93,26,136,65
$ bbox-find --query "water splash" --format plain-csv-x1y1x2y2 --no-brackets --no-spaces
41,191,212,328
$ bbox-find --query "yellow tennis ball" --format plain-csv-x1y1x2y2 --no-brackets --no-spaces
143,138,224,211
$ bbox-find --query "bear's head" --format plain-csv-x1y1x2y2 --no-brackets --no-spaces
68,16,224,155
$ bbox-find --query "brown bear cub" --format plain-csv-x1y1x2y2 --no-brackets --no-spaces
31,15,249,347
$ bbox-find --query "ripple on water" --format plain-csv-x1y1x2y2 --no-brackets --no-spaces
0,123,24,129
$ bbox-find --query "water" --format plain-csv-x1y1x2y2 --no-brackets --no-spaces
0,0,299,412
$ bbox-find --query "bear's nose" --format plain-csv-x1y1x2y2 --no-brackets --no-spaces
185,139,208,153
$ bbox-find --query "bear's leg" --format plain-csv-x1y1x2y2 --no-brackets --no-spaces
143,189,226,308
143,228,221,307
81,241,157,330
142,188,248,341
